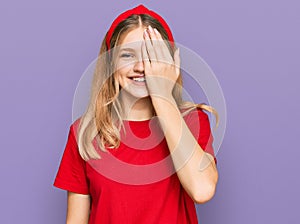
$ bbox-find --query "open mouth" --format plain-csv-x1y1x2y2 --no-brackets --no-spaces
129,77,146,82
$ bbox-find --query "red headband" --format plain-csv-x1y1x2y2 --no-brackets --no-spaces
106,4,174,50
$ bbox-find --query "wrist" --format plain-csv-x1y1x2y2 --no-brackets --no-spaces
151,95,181,124
150,94,176,109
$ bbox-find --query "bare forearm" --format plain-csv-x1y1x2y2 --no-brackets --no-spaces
151,96,218,203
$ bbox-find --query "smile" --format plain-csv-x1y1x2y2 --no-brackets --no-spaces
130,76,146,82
131,77,145,82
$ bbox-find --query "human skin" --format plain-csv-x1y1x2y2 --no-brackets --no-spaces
115,25,218,202
66,25,218,223
141,25,218,203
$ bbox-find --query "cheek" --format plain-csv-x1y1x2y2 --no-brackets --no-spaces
114,69,128,88
115,68,128,79
114,62,134,81
115,58,136,72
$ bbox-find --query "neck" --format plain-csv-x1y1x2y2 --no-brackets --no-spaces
119,93,155,121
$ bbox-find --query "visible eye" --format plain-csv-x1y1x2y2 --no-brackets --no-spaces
120,53,134,58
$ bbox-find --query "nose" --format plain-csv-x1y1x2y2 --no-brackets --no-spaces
133,59,144,73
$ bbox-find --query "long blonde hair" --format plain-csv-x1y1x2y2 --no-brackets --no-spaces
77,14,219,160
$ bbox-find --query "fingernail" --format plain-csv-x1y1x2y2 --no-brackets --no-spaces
148,25,153,33
144,29,149,37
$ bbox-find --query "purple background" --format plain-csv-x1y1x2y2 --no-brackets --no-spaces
1,0,299,223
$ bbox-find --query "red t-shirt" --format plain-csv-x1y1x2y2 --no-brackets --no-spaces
54,108,217,223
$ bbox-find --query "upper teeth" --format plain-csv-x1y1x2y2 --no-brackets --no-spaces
132,77,145,82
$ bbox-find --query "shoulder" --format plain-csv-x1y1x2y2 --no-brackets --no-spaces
182,107,212,136
71,116,82,128
70,116,83,130
67,117,83,142
182,107,209,122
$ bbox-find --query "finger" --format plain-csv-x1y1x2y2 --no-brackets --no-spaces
147,26,163,61
152,28,165,60
153,28,173,64
143,28,156,62
142,41,151,70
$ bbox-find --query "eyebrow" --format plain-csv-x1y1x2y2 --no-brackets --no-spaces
119,47,136,52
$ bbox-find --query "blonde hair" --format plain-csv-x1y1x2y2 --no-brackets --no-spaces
77,14,219,160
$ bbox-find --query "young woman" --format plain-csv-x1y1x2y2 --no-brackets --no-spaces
54,4,219,224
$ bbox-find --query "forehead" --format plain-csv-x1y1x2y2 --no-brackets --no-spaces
118,27,145,47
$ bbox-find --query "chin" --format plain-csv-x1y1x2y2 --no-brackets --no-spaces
128,91,150,99
121,85,149,98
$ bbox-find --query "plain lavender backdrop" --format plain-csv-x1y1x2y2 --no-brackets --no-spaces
0,0,299,223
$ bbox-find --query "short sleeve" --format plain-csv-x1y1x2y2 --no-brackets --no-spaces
184,108,217,165
53,124,90,194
